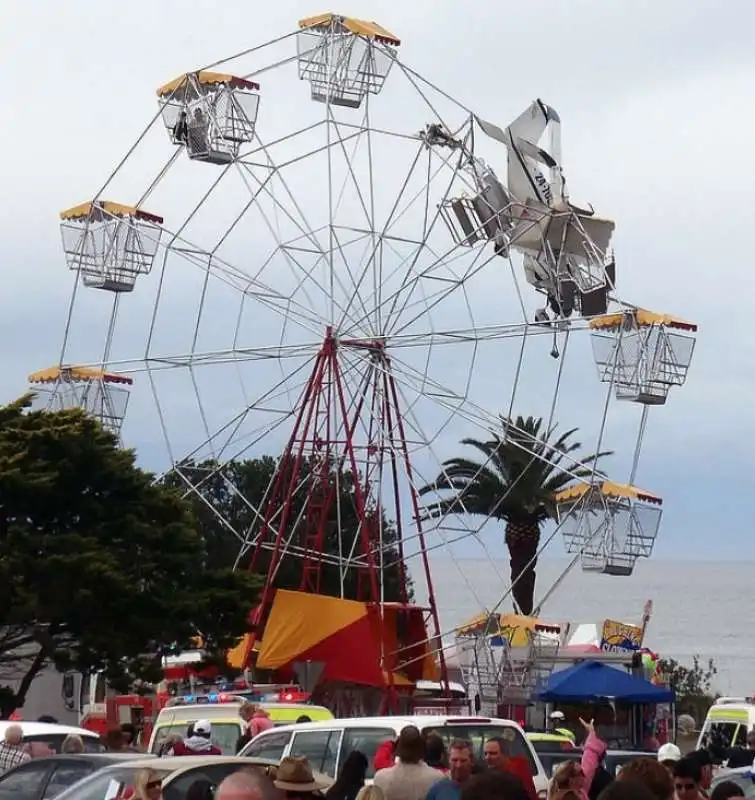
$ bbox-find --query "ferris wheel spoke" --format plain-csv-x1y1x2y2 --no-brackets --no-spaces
384,347,597,488
237,132,391,336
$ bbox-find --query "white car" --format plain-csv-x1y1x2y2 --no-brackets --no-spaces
240,714,549,797
0,721,104,753
53,755,332,800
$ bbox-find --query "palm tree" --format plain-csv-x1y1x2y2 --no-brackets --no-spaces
419,415,610,616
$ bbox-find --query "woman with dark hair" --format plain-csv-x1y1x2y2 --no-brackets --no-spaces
424,734,448,774
326,751,369,800
103,727,126,752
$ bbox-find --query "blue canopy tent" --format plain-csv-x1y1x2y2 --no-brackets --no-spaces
536,660,674,703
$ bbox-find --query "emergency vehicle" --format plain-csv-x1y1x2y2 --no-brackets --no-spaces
61,649,314,746
148,693,334,754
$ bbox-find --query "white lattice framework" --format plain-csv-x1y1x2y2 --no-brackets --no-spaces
37,13,698,699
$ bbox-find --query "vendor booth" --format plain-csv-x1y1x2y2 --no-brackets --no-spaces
536,660,674,749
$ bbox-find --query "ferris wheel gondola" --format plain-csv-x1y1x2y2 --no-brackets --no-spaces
59,201,164,293
157,71,261,165
556,481,663,577
590,309,697,405
37,12,698,713
27,365,133,435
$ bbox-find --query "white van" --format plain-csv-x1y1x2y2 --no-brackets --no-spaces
240,715,548,796
697,698,755,756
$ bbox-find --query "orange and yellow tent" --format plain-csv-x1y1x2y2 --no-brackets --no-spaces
233,590,438,688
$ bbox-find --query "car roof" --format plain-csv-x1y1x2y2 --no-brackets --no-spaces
155,717,242,725
111,755,302,784
0,721,100,738
254,715,520,734
25,753,150,764
714,767,753,778
157,702,328,718
101,755,280,772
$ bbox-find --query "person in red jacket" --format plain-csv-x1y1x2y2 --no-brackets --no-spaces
171,720,222,756
374,738,396,772
483,737,537,800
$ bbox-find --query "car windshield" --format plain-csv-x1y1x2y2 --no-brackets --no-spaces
421,725,537,774
536,751,580,778
24,733,104,754
531,739,576,753
152,723,240,755
55,766,172,800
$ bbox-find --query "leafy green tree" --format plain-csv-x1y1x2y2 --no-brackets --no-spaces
163,455,411,602
0,396,261,718
658,655,719,719
419,415,608,615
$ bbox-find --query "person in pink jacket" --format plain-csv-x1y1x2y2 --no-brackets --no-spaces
250,706,274,737
549,718,607,800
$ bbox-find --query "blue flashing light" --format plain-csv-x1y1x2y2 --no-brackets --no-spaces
178,692,237,706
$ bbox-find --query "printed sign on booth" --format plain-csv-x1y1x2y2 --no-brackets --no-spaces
600,619,643,653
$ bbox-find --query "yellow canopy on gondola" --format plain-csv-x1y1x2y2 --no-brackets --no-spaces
589,309,697,333
555,480,662,506
457,611,560,646
156,71,259,98
299,13,400,45
28,366,133,386
59,201,164,225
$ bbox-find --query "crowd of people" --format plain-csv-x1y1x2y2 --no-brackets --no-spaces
0,711,751,800
324,720,748,800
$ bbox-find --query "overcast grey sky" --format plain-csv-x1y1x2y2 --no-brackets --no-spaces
0,1,752,565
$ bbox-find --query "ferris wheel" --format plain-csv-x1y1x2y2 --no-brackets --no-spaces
33,14,698,710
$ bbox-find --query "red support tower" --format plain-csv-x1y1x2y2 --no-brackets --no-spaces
248,326,448,693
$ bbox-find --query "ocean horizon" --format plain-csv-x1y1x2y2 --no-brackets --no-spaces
419,556,749,696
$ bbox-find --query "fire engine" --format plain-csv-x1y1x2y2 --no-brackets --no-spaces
62,650,308,744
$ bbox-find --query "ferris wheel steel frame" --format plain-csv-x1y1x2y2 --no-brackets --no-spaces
33,12,700,710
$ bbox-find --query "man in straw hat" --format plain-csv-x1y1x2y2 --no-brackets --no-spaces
274,756,330,799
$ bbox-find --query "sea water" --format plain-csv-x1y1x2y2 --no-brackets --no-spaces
419,557,753,695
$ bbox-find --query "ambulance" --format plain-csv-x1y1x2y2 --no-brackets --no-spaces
148,692,334,755
696,697,755,756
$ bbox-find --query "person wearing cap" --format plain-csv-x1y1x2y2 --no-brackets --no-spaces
171,719,222,756
658,743,682,774
274,756,330,799
548,711,576,745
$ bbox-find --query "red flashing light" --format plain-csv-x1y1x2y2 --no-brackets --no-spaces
277,690,311,704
